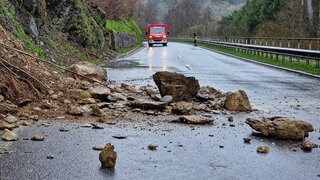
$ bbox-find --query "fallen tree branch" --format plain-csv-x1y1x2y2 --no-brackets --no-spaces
0,42,106,85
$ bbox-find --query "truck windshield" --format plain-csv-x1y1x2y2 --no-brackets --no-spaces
150,27,165,34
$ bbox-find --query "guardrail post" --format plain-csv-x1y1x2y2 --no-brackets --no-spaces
309,40,312,50
279,39,282,47
272,39,275,46
288,40,291,48
265,40,268,46
298,40,301,49
289,56,292,63
306,58,309,65
316,60,320,68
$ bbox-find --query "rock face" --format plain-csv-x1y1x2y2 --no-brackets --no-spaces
110,32,137,50
68,63,107,82
245,117,314,140
2,129,19,141
225,90,252,111
99,143,117,168
153,72,200,102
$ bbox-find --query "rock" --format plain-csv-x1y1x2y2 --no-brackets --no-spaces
99,143,117,168
67,63,107,82
225,90,252,111
2,129,19,141
148,144,159,150
229,123,236,127
80,124,92,128
91,105,103,117
79,91,91,100
129,99,167,110
121,83,138,93
219,145,224,148
196,86,223,101
175,115,214,125
47,155,54,159
31,135,45,141
257,146,269,153
161,95,173,103
228,116,234,122
0,121,18,130
112,135,128,139
20,121,29,126
0,95,4,102
107,93,126,102
245,117,314,140
64,99,72,104
172,101,193,114
153,71,200,102
79,98,96,105
89,86,111,101
91,123,104,129
59,127,69,132
17,98,33,107
93,146,104,151
67,106,84,116
301,141,313,151
243,137,251,143
4,115,18,124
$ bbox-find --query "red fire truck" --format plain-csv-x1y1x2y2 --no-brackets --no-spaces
146,24,169,47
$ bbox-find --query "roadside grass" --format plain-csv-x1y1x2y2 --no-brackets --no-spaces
176,40,320,75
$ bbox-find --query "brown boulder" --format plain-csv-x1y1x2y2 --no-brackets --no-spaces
245,117,314,140
67,63,107,82
153,71,200,102
225,90,252,111
172,101,193,115
99,143,117,168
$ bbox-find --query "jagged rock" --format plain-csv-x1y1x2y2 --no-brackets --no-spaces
0,95,4,102
2,129,19,141
225,90,252,111
301,141,313,151
4,115,18,124
148,144,159,150
243,137,251,143
67,106,84,116
153,71,200,102
91,105,103,117
175,115,214,125
121,83,139,93
99,143,117,168
89,86,111,101
129,99,167,110
0,121,18,130
79,98,96,105
245,117,314,140
107,93,126,102
31,135,45,141
172,101,193,115
257,146,269,153
161,95,173,103
79,91,91,100
196,86,223,101
67,63,107,82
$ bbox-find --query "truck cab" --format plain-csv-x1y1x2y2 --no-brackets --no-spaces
146,24,169,47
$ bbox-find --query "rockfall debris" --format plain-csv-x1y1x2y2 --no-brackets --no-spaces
245,117,314,140
99,143,117,168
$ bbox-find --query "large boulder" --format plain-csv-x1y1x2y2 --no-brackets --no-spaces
245,117,314,140
153,72,200,102
224,90,252,111
67,63,107,82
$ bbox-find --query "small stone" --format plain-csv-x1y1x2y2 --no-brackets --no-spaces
80,123,92,128
2,129,19,141
23,137,29,140
93,146,104,151
47,155,54,159
219,145,224,148
112,135,128,139
228,116,234,122
0,121,18,130
67,106,84,116
79,91,91,100
257,146,269,154
0,95,4,102
91,105,103,117
292,148,297,152
4,115,18,124
301,141,313,152
243,137,251,143
59,127,69,132
20,121,29,126
148,144,159,150
99,143,117,168
229,123,235,127
208,134,214,137
51,94,59,100
91,123,104,129
64,99,72,104
31,135,45,141
29,115,39,121
178,144,183,147
161,95,173,103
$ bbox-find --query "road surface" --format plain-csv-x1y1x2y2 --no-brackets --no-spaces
1,42,320,180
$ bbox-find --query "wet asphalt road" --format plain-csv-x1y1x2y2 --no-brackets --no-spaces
1,42,320,180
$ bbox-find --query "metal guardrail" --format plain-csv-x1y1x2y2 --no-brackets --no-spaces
172,38,320,68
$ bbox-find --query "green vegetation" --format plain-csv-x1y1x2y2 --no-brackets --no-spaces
107,19,142,45
176,40,320,75
0,0,45,58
